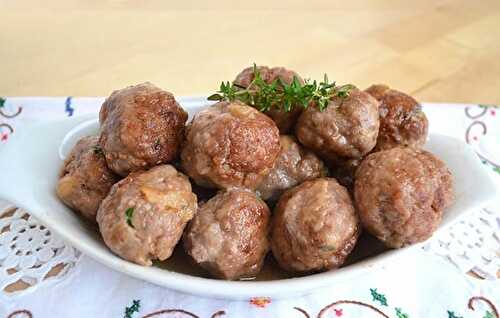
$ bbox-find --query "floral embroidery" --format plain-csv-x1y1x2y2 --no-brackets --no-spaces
249,297,271,308
65,96,74,116
7,310,33,318
318,300,389,317
8,294,499,318
0,103,23,119
464,104,500,176
368,288,410,317
370,288,388,306
484,311,495,318
0,97,23,142
468,296,499,318
395,307,409,318
293,307,311,318
1,131,9,141
210,310,227,318
142,309,200,317
447,310,463,318
124,299,141,318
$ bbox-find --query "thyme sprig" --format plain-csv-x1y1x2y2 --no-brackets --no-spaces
208,64,355,112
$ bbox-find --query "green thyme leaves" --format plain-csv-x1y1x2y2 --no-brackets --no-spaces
208,64,354,112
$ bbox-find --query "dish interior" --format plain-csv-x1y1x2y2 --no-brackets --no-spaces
60,118,388,281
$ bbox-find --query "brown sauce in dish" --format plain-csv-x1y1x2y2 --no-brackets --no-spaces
154,233,387,281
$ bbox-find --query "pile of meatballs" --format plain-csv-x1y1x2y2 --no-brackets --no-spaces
56,66,454,280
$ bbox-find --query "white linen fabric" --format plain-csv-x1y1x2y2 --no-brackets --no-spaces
0,97,498,317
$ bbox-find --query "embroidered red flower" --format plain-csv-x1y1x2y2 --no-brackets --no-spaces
334,308,343,316
250,297,272,308
1,133,8,141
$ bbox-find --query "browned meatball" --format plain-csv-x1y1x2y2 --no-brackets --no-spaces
233,65,304,133
354,148,454,248
57,136,119,221
97,165,197,266
181,101,280,190
99,82,188,176
295,88,380,159
256,135,327,202
364,83,390,101
271,178,360,273
365,84,429,151
329,156,363,190
183,189,270,280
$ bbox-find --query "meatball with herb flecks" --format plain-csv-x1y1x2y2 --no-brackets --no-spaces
97,165,197,266
256,135,327,202
181,101,280,190
99,82,188,176
354,147,454,248
183,188,270,280
295,87,380,160
271,178,360,273
57,136,119,221
365,84,428,151
233,65,304,133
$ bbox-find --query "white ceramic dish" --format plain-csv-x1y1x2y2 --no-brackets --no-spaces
0,99,497,299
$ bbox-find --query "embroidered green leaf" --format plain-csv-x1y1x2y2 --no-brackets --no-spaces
447,310,463,318
0,97,5,108
493,166,500,175
395,307,409,318
125,207,135,228
479,104,499,109
483,311,495,318
370,288,388,306
124,299,141,318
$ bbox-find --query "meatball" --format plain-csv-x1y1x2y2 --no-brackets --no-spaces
233,65,304,133
354,147,454,248
99,82,188,176
181,101,280,190
57,136,119,221
183,189,270,280
271,178,360,273
295,87,380,159
97,165,197,266
256,135,327,202
364,83,390,101
365,84,429,151
329,156,363,190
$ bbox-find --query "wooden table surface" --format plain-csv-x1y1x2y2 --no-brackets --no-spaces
1,0,500,102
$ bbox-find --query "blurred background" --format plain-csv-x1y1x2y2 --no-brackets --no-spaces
1,0,500,103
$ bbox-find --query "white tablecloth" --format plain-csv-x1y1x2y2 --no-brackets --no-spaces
0,97,499,318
